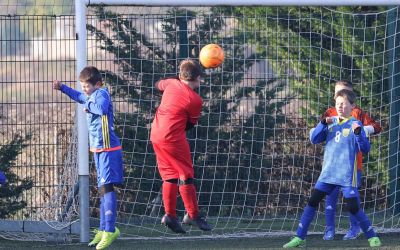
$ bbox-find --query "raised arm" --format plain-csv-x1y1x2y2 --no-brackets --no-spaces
53,80,87,104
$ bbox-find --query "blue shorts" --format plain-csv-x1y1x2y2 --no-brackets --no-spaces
315,181,359,198
93,149,123,187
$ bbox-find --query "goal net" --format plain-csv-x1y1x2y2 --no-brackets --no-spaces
0,4,399,241
81,5,399,238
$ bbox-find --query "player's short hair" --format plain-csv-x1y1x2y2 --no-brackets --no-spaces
79,66,102,86
335,80,353,89
334,89,356,104
179,59,202,81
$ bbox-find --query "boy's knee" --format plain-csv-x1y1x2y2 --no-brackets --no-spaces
165,178,178,184
308,189,326,208
179,178,194,185
345,197,359,214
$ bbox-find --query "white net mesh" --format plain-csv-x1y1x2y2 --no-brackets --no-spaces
83,5,400,238
39,121,79,230
0,5,399,242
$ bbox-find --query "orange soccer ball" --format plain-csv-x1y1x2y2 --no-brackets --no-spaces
199,44,224,68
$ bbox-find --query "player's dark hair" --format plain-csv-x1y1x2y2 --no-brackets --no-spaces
334,89,356,104
335,80,353,89
179,59,202,81
79,66,102,86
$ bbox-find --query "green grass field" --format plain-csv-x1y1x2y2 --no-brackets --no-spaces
1,232,400,249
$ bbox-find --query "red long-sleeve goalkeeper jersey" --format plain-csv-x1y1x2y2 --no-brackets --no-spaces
150,78,202,143
321,106,382,170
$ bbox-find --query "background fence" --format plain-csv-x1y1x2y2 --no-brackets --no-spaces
0,4,399,240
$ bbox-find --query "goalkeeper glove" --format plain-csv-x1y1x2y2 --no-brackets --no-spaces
321,117,335,126
352,122,362,135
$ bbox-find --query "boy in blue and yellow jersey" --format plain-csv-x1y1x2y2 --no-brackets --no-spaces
53,66,122,250
320,81,382,241
283,89,381,248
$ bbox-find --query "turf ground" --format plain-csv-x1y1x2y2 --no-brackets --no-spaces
1,232,399,249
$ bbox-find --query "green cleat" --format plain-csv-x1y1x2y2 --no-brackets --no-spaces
283,236,306,248
95,227,120,250
88,229,104,247
368,237,382,248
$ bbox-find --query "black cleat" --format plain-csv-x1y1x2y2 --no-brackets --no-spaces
182,213,213,231
161,214,186,234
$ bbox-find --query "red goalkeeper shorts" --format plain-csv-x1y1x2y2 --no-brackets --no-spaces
152,140,194,181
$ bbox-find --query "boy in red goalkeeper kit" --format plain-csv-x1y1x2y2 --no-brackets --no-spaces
150,59,212,234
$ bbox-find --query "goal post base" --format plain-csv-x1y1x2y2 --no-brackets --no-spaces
0,220,80,234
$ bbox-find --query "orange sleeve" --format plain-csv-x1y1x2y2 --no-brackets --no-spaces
320,107,337,120
353,107,382,134
315,107,336,126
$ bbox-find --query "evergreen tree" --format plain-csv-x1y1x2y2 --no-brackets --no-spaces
0,134,34,218
227,6,388,124
87,7,290,217
226,6,390,210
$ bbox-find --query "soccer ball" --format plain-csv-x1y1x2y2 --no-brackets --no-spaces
199,44,224,68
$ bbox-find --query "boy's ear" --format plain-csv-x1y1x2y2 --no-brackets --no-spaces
96,81,103,87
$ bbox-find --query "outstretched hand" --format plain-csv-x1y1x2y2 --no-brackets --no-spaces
52,80,62,90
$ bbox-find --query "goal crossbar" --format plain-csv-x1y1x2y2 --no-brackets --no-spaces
87,0,400,6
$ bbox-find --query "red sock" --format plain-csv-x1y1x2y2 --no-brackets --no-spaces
162,182,178,217
179,184,199,219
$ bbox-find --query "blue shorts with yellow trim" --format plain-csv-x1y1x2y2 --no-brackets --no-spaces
94,149,123,187
315,181,359,198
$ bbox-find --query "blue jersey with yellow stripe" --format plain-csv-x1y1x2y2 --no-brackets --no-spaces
60,84,121,152
310,116,370,187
